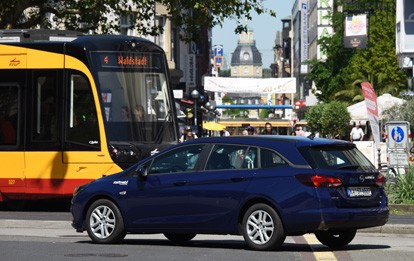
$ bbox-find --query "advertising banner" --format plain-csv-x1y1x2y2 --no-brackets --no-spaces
204,77,296,94
344,14,368,48
360,82,380,150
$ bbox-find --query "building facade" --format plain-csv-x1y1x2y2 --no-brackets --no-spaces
230,29,263,78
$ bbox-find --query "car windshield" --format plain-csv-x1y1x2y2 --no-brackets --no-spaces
300,145,375,171
91,51,176,144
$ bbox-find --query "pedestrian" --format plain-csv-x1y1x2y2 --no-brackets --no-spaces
222,127,230,136
350,123,364,142
290,131,296,136
295,126,305,136
246,126,255,135
133,105,145,121
241,129,249,135
179,126,198,142
261,122,278,135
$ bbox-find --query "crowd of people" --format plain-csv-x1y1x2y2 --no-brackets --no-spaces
179,122,314,143
177,120,375,143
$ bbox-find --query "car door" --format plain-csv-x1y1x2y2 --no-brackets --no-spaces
184,144,258,231
124,144,205,230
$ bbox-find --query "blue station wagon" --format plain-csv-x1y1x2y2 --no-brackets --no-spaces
71,136,389,251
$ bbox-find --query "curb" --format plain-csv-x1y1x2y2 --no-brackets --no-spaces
0,219,413,237
361,224,414,234
389,204,414,214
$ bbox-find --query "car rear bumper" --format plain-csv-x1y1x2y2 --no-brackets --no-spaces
317,206,389,231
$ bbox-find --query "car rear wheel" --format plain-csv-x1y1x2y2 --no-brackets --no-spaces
86,199,126,244
164,233,197,242
314,229,357,248
241,203,286,251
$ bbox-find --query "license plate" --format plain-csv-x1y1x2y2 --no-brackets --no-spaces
347,187,372,197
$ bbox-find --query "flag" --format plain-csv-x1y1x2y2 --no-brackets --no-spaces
360,82,380,150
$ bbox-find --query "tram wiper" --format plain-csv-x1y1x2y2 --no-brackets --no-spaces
154,110,172,144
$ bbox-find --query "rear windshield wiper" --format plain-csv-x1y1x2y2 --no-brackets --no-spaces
337,165,359,170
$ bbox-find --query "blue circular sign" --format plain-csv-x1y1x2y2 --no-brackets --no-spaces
391,126,405,143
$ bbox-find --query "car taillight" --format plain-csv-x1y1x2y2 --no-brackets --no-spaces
375,173,385,187
296,174,343,188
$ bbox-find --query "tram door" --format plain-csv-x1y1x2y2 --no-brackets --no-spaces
25,71,64,194
0,75,24,196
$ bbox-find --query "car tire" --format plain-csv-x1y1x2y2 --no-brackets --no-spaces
86,199,126,244
164,233,197,242
241,203,286,251
314,229,357,248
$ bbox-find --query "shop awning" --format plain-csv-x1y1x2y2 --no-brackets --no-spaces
203,121,226,131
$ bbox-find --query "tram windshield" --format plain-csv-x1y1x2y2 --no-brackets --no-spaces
91,51,177,144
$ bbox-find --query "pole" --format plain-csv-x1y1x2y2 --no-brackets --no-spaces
377,148,381,170
194,99,197,127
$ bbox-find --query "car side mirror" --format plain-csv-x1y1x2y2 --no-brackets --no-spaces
135,166,148,180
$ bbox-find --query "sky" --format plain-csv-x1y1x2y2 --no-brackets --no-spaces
212,0,296,69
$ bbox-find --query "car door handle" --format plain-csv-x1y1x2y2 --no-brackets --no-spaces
173,181,187,186
230,177,244,182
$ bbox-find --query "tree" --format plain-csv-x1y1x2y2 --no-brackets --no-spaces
382,97,414,135
0,0,275,42
221,95,248,119
305,101,351,138
307,0,406,104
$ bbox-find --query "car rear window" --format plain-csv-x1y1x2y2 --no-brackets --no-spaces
299,145,375,171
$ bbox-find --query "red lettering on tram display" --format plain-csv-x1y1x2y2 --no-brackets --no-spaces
117,55,147,66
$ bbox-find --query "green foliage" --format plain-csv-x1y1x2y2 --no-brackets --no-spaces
221,96,248,118
386,168,414,204
382,97,414,135
259,109,272,119
219,69,231,77
305,101,351,138
307,0,406,104
0,0,275,42
262,68,273,78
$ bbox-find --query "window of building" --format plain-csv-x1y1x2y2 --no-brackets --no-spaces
120,13,137,36
154,16,166,49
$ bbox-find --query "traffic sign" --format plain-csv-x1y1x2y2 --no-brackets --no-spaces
385,121,411,168
214,56,224,68
386,121,410,150
388,151,410,167
213,45,223,57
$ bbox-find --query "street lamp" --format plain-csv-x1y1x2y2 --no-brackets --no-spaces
190,89,200,127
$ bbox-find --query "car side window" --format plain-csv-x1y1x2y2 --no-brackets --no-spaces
206,144,257,170
260,148,287,169
147,144,204,174
234,147,257,169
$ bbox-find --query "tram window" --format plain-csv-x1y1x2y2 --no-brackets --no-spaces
32,74,57,142
65,73,100,150
0,84,18,146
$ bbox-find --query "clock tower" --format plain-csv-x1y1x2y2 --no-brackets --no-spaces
230,28,263,78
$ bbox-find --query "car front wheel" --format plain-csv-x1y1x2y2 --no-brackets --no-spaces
314,229,357,248
85,199,126,244
241,203,286,251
